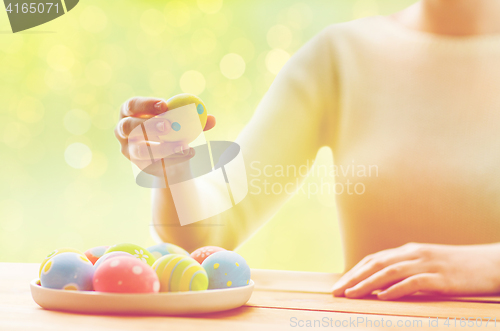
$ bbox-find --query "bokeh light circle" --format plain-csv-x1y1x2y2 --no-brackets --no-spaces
265,49,290,75
64,109,91,135
220,53,245,80
65,143,93,169
180,70,206,95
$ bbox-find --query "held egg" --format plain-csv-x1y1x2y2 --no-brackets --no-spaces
93,256,160,294
201,251,251,289
190,246,226,264
166,93,207,130
84,245,110,265
39,247,85,277
93,251,133,270
147,243,190,260
156,93,208,144
152,254,208,292
40,252,94,291
104,243,156,266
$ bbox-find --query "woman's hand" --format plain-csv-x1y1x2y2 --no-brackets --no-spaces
332,242,500,300
114,97,216,176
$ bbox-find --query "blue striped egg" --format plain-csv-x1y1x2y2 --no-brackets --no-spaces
152,254,208,292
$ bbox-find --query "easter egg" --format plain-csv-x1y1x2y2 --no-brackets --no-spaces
84,245,110,265
39,247,85,277
147,243,190,260
190,246,226,264
94,251,133,270
156,94,208,144
166,93,207,130
40,252,94,291
93,256,160,294
152,254,208,292
201,251,251,289
104,243,156,266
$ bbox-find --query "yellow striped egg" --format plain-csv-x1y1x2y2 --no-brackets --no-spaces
152,254,208,292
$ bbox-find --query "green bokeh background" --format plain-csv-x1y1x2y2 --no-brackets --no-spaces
0,0,413,271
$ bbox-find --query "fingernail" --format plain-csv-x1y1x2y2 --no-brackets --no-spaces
174,146,183,154
156,121,165,132
154,101,165,112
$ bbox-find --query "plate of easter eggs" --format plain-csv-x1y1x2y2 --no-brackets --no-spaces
30,243,254,315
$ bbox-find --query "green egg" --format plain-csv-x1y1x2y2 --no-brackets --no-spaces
104,243,156,266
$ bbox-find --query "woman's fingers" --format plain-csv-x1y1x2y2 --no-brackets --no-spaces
115,117,145,141
129,141,190,161
120,97,167,119
204,115,216,131
116,117,172,141
377,274,442,300
332,249,418,297
343,260,424,298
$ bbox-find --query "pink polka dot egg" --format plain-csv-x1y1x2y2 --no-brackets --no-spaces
190,246,226,264
40,252,94,291
93,251,133,270
93,256,160,294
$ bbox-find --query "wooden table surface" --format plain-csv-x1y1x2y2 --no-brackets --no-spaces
1,263,498,330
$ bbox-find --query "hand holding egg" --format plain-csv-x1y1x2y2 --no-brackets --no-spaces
114,94,216,177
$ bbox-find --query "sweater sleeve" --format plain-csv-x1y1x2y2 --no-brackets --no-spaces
212,27,339,248
154,27,339,249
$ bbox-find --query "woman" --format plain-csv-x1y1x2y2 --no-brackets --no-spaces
115,0,500,300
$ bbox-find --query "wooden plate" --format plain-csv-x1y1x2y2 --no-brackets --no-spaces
30,279,254,315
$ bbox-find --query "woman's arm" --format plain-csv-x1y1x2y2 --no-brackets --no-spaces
332,242,500,300
151,27,339,252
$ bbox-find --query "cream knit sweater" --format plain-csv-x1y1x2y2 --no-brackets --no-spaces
154,16,500,270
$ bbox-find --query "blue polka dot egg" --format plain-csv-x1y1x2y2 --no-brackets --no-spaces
201,251,251,289
40,252,94,291
147,243,190,260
